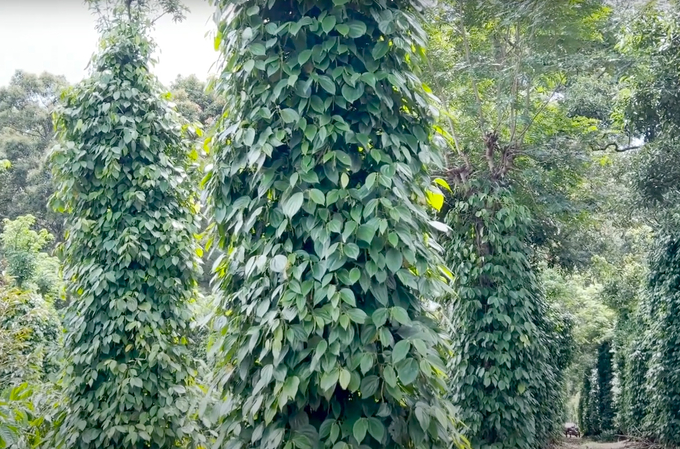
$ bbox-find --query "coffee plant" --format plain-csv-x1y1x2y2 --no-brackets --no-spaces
205,0,462,448
444,184,560,449
49,20,201,449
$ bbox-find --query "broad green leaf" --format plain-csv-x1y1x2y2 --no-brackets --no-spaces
392,340,411,364
385,248,403,273
322,16,337,34
283,192,304,217
397,358,419,385
357,224,376,243
339,368,351,389
348,21,367,38
340,288,356,306
281,108,300,123
353,418,368,443
271,255,288,272
309,189,325,205
367,418,385,442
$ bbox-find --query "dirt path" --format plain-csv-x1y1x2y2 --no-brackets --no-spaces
557,438,638,449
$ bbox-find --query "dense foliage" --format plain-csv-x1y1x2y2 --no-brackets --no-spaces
205,0,461,448
0,72,68,237
49,19,201,449
444,184,570,448
3,0,680,447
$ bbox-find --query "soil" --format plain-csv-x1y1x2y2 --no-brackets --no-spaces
556,438,644,449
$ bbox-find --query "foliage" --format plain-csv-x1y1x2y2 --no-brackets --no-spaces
610,8,680,445
580,365,600,436
205,0,462,448
424,0,617,271
0,215,55,289
170,75,224,128
0,285,61,388
595,339,615,434
0,72,68,237
49,18,202,449
87,0,189,25
641,226,680,445
444,184,563,448
0,382,63,449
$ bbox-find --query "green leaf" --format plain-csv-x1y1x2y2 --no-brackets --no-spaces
283,192,305,218
336,23,350,36
385,248,403,273
317,75,336,95
391,306,411,326
367,418,385,442
346,308,367,323
298,49,313,65
372,41,389,59
383,365,397,388
340,288,356,306
392,340,411,364
348,21,367,38
397,358,419,385
372,308,389,327
353,418,368,443
320,369,339,391
339,368,351,389
281,108,299,123
357,224,376,243
344,243,360,259
361,375,380,397
309,189,325,205
270,255,288,272
341,83,364,103
322,16,337,34
244,127,256,146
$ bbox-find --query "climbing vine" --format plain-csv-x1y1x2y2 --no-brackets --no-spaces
444,183,564,449
642,227,680,445
205,0,461,448
596,339,615,434
50,20,201,448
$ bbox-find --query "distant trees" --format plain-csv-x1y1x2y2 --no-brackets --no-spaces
0,72,69,237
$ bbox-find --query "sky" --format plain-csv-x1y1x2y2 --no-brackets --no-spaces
0,0,219,87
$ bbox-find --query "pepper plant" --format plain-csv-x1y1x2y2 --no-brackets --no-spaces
49,18,201,449
205,0,461,448
443,183,560,449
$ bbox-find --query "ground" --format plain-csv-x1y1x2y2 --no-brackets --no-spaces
557,438,642,449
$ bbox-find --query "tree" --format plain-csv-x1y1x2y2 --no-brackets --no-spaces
170,75,224,127
205,0,461,448
0,215,55,289
0,71,69,237
49,18,201,449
